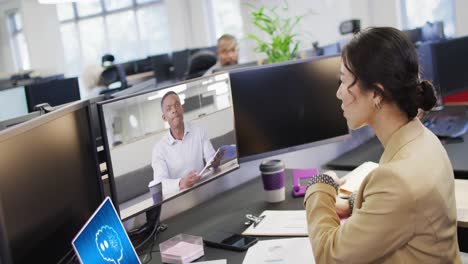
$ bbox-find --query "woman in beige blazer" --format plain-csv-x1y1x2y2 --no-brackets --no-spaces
304,27,461,263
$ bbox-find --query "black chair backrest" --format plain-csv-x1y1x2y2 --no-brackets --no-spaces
186,50,217,80
100,64,128,89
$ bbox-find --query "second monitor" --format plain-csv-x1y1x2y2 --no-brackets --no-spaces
230,55,349,161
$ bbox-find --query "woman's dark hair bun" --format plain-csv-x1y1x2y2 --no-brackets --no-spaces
418,80,437,111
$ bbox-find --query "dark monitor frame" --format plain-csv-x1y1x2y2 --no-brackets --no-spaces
24,77,81,113
171,49,191,81
0,201,12,264
431,36,468,97
150,53,173,82
97,73,239,220
229,55,350,163
0,100,105,263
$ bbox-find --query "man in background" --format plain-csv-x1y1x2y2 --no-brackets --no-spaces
204,34,239,75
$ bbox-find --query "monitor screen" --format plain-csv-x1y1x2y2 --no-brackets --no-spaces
151,54,173,82
432,36,468,96
230,55,348,161
0,86,28,122
25,77,81,112
98,73,239,220
72,198,140,264
172,49,191,81
0,101,104,263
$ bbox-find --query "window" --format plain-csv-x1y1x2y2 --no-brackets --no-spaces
210,0,244,40
401,0,455,37
6,11,31,71
56,0,170,77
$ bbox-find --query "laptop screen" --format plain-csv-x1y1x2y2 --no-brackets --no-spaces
72,197,141,264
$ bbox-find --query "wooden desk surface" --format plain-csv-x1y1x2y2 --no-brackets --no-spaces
455,179,468,227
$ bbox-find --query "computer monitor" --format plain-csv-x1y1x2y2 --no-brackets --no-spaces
98,73,239,220
403,27,423,44
172,49,191,81
229,55,349,161
134,58,153,73
25,77,81,112
0,86,29,122
150,54,173,82
430,36,468,96
315,42,340,56
0,100,104,263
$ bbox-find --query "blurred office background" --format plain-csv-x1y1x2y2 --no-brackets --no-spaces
0,0,466,98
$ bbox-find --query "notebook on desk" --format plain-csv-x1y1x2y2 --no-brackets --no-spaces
72,197,141,264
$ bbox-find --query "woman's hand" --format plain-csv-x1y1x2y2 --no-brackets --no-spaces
336,197,352,218
323,171,351,218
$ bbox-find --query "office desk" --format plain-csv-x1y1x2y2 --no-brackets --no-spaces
120,160,239,220
326,106,468,178
149,169,304,263
127,71,154,86
145,170,468,263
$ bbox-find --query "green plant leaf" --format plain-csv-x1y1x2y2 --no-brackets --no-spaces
246,0,310,64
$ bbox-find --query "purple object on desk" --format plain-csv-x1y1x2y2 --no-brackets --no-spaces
292,168,319,197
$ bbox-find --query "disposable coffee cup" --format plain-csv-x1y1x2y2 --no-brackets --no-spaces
148,180,163,206
259,159,285,203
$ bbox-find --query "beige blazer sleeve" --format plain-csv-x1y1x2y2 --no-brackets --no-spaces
304,166,415,263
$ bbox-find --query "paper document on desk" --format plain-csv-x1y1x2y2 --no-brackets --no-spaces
339,161,379,195
242,210,308,236
194,260,226,264
242,238,314,264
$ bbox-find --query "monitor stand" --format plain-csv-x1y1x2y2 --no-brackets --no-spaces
129,206,166,252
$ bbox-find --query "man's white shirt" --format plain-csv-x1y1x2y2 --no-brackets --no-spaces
151,122,215,197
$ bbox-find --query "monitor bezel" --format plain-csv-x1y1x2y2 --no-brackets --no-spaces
0,99,105,263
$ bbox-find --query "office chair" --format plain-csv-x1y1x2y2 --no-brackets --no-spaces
99,64,128,90
185,50,217,80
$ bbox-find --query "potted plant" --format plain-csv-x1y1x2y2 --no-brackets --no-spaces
246,1,304,64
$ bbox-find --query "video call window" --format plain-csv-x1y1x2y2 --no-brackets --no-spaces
99,73,239,220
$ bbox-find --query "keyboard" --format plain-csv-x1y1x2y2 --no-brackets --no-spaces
422,110,468,138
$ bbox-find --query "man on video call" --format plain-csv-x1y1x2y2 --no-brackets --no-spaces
151,91,223,196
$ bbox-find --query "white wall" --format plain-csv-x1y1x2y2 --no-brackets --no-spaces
0,0,20,73
455,0,468,37
20,0,64,74
166,0,215,51
0,0,64,74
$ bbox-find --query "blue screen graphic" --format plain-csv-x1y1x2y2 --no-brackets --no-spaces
73,198,140,264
